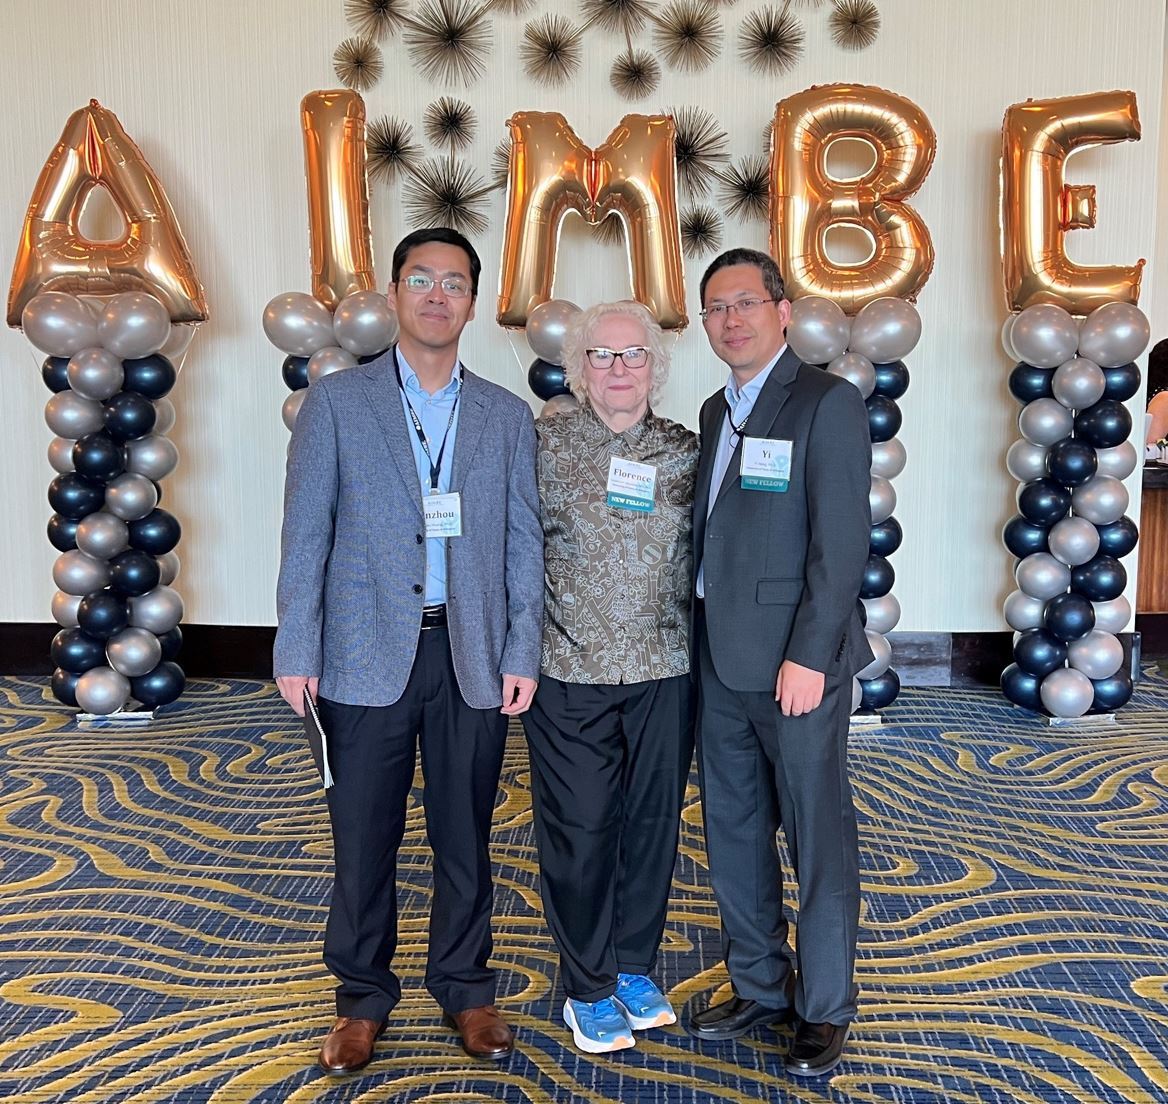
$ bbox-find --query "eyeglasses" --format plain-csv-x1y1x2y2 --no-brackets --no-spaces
400,273,471,298
585,346,650,370
699,298,776,322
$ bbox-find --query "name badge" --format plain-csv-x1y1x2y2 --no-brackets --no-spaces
606,456,657,512
424,491,462,538
740,437,792,492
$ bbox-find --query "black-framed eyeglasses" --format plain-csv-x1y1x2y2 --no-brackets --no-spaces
699,298,776,322
399,273,471,298
585,346,650,370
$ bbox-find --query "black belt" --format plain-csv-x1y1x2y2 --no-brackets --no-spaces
421,604,447,629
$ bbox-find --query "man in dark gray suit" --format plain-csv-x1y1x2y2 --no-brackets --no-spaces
684,248,872,1078
274,227,543,1074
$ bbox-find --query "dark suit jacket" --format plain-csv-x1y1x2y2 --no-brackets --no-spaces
693,346,874,693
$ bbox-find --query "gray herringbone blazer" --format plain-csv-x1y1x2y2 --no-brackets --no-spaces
273,351,544,708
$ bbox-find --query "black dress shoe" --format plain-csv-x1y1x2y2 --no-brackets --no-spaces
784,1019,850,1077
686,974,796,1040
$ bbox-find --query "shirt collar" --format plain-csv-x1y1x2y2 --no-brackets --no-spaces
395,346,461,398
581,400,654,444
724,344,786,407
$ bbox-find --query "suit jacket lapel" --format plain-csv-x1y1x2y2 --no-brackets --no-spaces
362,345,424,520
451,369,489,492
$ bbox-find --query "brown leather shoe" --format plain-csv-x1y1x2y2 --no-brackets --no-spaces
318,1016,386,1074
443,1005,515,1060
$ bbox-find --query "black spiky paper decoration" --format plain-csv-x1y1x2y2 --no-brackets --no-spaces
344,0,409,40
333,36,384,91
681,205,723,258
829,0,880,50
669,106,730,198
651,0,723,72
738,5,804,74
424,97,478,152
404,157,493,235
716,156,770,222
610,48,661,99
581,0,651,34
403,0,493,86
521,14,584,85
367,116,423,182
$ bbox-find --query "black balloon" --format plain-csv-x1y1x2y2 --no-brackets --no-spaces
528,358,570,401
860,668,900,710
872,361,910,399
860,554,895,599
1008,363,1055,403
1090,669,1133,712
1017,478,1071,526
1043,592,1095,642
47,514,80,552
157,626,183,661
128,508,181,555
1101,362,1141,402
77,591,130,639
51,667,81,706
1013,628,1068,678
857,600,867,628
1045,438,1097,487
1071,554,1127,602
869,516,903,557
72,431,125,482
865,395,902,443
50,627,105,674
109,549,162,597
121,354,176,399
1001,663,1044,711
48,473,105,520
130,661,186,707
1096,516,1139,558
282,355,310,391
104,390,157,442
1002,514,1049,558
1073,399,1132,449
42,355,71,393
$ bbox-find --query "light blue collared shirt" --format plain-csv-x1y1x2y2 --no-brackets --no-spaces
396,347,462,605
696,345,785,598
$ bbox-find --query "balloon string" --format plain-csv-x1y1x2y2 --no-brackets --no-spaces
502,330,530,377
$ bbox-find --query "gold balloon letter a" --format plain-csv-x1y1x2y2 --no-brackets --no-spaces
7,99,208,326
1000,90,1143,314
497,112,687,330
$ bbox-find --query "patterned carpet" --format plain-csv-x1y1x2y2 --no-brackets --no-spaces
0,671,1165,1104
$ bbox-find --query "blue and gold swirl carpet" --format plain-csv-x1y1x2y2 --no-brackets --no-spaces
1,671,1166,1103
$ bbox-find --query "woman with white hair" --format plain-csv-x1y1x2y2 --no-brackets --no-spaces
523,300,699,1054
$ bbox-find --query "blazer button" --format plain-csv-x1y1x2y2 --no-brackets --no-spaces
413,584,423,594
415,533,423,544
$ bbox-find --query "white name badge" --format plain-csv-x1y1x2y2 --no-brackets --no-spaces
606,456,657,512
740,437,793,492
424,491,462,538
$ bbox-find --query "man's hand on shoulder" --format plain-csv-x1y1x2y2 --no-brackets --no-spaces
501,674,537,716
276,675,319,717
775,661,825,717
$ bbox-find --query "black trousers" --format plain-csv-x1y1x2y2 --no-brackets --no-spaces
522,674,695,1003
317,625,507,1021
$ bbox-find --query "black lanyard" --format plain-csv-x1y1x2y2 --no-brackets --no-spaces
724,397,749,440
395,356,462,492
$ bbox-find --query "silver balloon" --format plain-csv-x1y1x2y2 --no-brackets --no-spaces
1092,595,1132,634
1067,629,1123,680
527,299,581,366
157,550,181,586
53,550,111,596
1003,589,1046,631
538,394,579,419
871,438,906,480
153,398,176,436
826,352,876,398
263,292,336,357
1071,475,1128,526
161,323,196,364
863,594,901,634
1006,439,1049,482
106,627,163,678
1095,441,1138,480
67,347,124,401
857,628,892,680
333,290,398,356
851,677,862,712
75,665,131,715
105,473,159,521
1010,303,1079,369
97,292,170,359
1001,313,1020,361
22,292,99,357
45,391,104,438
48,436,76,474
1039,666,1094,718
124,435,179,481
75,511,130,560
1017,398,1073,447
1047,516,1100,567
870,475,896,525
1015,553,1071,601
1051,357,1105,411
1077,302,1151,368
282,389,307,431
129,585,184,634
848,297,922,363
787,297,851,364
52,590,82,628
308,345,358,383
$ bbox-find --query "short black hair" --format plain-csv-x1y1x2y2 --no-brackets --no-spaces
699,247,785,306
391,226,481,297
1148,337,1168,400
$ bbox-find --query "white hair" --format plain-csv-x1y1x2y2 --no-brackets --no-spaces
560,300,670,407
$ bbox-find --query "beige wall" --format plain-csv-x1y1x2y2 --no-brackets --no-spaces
0,1,1164,629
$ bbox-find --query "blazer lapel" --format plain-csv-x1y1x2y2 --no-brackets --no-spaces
362,345,424,520
450,368,490,492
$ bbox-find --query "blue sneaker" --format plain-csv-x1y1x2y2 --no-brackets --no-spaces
562,997,635,1053
614,973,677,1030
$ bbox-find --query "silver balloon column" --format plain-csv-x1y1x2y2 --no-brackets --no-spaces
788,295,923,714
521,298,581,416
1000,301,1148,718
25,290,189,716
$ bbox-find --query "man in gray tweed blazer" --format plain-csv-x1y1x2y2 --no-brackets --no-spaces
274,227,543,1074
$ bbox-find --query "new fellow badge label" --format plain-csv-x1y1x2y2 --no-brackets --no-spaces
740,437,792,493
606,456,657,513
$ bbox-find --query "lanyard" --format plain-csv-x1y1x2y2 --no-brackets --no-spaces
395,358,461,492
723,397,750,440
